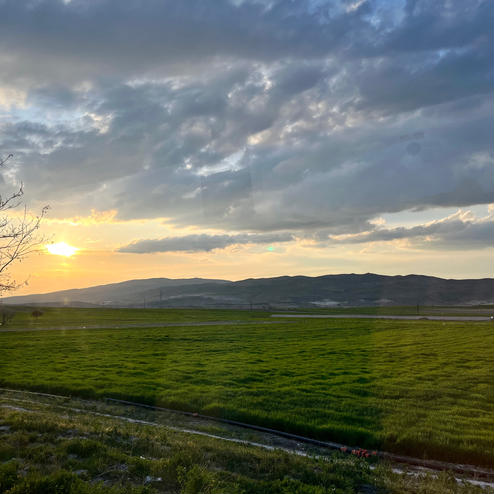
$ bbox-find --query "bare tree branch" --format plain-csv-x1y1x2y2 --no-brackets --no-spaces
0,154,49,295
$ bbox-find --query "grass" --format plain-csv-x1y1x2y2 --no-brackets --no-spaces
0,306,271,329
0,392,490,494
2,304,492,330
0,308,492,467
281,305,494,316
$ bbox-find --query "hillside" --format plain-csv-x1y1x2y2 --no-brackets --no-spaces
3,273,493,308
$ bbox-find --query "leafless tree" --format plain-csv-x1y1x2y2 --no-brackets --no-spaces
0,154,49,294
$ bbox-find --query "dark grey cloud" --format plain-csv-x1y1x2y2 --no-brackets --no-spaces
0,0,492,244
118,232,294,253
1,0,489,88
0,0,374,87
327,212,494,250
350,45,493,114
383,0,491,53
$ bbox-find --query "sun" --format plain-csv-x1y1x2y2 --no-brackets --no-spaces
46,242,78,257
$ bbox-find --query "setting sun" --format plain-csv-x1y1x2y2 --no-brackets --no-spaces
46,242,78,257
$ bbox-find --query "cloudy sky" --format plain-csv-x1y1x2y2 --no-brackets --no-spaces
0,0,492,294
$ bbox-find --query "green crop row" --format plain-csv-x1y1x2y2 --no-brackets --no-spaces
1,310,492,466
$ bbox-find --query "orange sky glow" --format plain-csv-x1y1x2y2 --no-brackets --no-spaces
8,206,493,296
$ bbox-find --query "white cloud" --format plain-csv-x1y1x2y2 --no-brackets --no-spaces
327,208,494,250
0,86,26,109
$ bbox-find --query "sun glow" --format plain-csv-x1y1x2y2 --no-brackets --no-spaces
46,242,78,257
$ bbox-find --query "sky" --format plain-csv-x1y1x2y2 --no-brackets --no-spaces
0,0,492,295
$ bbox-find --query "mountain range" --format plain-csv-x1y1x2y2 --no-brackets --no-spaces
3,273,493,308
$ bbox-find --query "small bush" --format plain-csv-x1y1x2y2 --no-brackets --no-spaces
0,460,19,492
7,470,82,494
31,310,44,319
179,465,217,494
65,439,105,458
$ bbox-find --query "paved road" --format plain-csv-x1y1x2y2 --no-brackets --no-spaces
271,314,493,321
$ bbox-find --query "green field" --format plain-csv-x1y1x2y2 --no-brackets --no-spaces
287,305,494,316
0,308,492,467
1,304,492,328
1,391,487,494
0,306,271,328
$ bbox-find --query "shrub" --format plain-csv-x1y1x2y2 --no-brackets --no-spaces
0,460,19,492
31,310,44,319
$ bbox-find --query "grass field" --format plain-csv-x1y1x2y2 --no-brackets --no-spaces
283,305,494,316
0,308,492,467
0,306,271,328
1,304,492,329
1,391,488,494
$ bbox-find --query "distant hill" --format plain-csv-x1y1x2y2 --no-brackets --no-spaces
3,273,493,308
